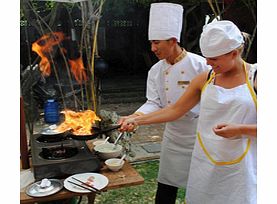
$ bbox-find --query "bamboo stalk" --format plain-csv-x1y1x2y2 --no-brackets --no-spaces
214,0,221,19
90,0,104,114
81,1,93,110
207,0,218,18
37,20,68,109
28,2,79,109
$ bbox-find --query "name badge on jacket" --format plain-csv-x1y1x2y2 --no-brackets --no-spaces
177,81,190,85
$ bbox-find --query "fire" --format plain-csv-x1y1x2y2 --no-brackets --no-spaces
56,110,101,135
32,32,65,76
32,32,88,84
69,57,87,83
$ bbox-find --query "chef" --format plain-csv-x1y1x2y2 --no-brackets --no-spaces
119,2,210,204
120,20,257,204
184,20,257,204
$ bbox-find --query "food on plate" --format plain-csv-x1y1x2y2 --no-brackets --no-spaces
85,176,95,186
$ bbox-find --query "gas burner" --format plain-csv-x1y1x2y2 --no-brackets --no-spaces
37,134,68,143
31,134,101,181
39,145,78,160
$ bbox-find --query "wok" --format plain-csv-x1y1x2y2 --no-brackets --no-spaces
68,124,121,140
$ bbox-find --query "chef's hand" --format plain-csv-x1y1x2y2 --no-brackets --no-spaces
213,123,242,139
118,115,139,132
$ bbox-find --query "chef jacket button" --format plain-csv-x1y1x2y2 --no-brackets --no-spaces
181,71,185,74
182,86,185,89
168,101,171,104
165,72,169,75
165,87,169,91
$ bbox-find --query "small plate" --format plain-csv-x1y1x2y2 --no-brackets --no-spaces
64,173,109,193
25,179,63,197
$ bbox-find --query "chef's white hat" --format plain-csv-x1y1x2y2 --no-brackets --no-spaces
148,3,183,42
200,20,244,58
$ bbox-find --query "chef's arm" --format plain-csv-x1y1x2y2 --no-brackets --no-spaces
120,72,207,131
241,124,257,137
213,123,257,138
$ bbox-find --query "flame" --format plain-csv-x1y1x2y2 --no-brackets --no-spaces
69,57,88,84
32,32,65,76
56,110,101,135
32,32,88,84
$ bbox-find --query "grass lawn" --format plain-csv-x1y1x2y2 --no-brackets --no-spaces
92,160,186,204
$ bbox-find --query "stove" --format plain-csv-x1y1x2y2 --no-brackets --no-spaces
30,133,101,181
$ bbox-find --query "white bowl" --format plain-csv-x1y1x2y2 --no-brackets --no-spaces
105,158,125,172
94,143,122,160
92,139,108,146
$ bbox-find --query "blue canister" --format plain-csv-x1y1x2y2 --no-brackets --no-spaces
44,99,60,124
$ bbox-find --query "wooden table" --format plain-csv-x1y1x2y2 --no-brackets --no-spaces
20,161,144,204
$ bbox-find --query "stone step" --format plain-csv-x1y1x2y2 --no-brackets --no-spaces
100,86,146,104
101,93,146,104
101,75,147,90
101,98,146,104
101,89,145,98
101,85,146,93
100,74,147,104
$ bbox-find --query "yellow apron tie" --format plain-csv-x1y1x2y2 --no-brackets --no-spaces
244,61,257,109
201,71,215,94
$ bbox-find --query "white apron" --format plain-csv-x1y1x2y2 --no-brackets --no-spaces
137,52,210,187
185,63,257,204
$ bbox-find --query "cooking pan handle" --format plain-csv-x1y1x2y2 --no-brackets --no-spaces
67,124,121,141
100,124,121,133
